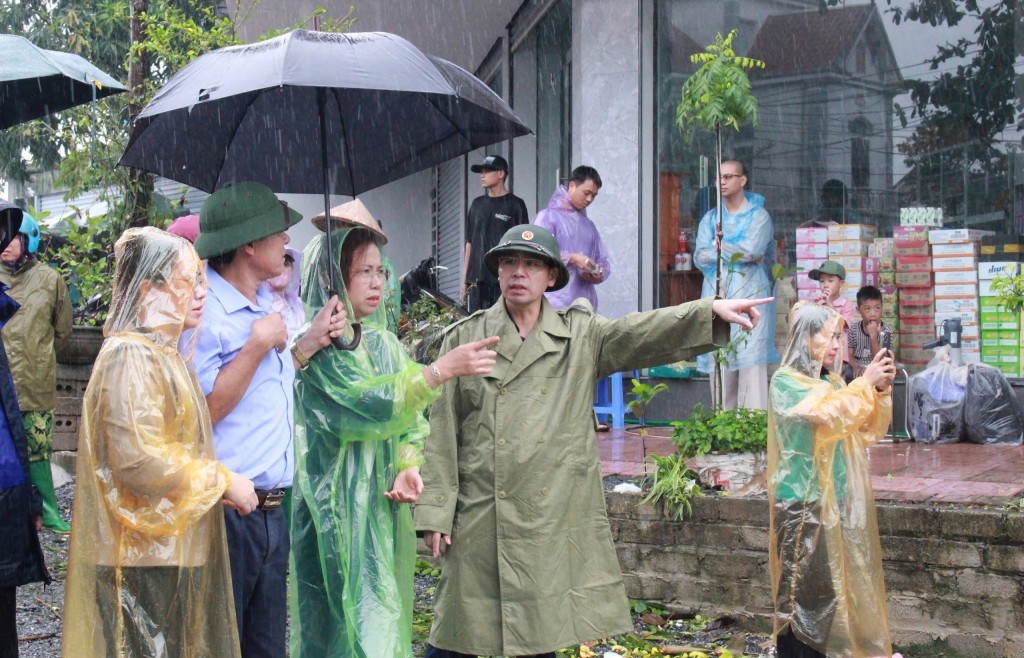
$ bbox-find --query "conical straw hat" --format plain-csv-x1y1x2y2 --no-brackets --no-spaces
311,199,388,244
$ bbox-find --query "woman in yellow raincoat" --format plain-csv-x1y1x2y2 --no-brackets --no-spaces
290,226,496,658
61,227,258,658
768,301,899,658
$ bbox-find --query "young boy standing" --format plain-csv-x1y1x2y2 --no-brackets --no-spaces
809,260,856,373
848,286,894,378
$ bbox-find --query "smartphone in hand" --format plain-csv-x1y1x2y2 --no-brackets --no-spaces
881,330,894,360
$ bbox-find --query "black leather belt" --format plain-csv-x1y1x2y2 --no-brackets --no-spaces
255,489,285,511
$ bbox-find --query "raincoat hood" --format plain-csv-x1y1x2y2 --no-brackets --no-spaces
104,227,205,349
301,227,394,332
547,184,584,214
781,301,845,377
742,190,766,209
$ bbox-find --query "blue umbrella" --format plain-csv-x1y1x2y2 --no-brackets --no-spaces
0,34,127,129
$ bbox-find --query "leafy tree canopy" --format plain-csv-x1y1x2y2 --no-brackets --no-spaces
675,29,765,140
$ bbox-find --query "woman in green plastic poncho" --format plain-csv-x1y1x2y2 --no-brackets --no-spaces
768,301,900,658
290,226,499,658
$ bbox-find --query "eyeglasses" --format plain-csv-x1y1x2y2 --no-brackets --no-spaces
720,173,744,181
353,266,390,283
497,255,550,272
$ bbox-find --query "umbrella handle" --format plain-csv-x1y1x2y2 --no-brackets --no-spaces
332,322,362,351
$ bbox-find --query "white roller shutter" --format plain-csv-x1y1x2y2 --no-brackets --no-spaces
433,158,465,298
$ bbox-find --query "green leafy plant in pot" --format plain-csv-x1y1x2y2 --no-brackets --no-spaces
670,403,768,491
625,377,668,437
670,403,767,458
641,452,702,520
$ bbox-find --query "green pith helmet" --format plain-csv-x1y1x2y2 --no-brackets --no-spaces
484,224,569,291
195,182,301,259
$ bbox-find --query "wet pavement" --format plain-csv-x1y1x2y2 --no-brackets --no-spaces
598,428,1024,505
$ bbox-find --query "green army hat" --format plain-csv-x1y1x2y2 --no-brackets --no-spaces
484,224,570,291
809,260,847,281
195,182,301,259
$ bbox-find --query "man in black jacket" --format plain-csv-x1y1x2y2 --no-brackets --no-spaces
461,155,529,312
0,200,49,658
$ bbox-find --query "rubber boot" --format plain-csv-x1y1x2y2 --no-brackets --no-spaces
29,460,70,533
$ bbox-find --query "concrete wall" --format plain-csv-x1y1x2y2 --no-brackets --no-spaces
282,171,436,276
230,1,518,72
272,170,435,284
575,0,643,317
607,492,1024,657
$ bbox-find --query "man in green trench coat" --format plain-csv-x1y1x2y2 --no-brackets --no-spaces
415,224,771,657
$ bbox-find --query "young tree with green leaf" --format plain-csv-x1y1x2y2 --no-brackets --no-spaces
676,30,767,409
676,29,764,294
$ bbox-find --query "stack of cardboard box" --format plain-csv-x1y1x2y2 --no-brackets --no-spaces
980,235,1024,378
867,237,899,353
795,226,828,301
826,223,877,305
930,229,991,366
979,263,1020,377
893,225,933,371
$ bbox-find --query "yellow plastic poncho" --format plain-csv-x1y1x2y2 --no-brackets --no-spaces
62,227,240,658
289,228,439,658
768,301,894,658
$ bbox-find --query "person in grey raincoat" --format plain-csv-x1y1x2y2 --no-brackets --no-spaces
415,224,772,658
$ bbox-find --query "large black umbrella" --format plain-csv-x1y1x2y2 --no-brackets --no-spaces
119,29,531,349
0,34,127,129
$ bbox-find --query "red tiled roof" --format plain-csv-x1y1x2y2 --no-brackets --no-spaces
748,4,873,76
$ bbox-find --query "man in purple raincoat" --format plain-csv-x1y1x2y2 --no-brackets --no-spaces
533,165,611,311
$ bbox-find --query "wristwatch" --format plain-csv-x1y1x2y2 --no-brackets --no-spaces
291,342,311,369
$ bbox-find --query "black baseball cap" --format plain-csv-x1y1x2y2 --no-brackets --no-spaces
470,154,509,173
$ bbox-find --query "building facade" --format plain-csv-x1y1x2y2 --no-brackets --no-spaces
232,0,1020,319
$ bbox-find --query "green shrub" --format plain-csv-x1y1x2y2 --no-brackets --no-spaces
642,452,703,520
670,404,767,459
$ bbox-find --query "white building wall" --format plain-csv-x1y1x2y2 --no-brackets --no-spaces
575,0,643,317
281,169,434,276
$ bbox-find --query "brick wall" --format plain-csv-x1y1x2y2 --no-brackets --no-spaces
606,492,1024,657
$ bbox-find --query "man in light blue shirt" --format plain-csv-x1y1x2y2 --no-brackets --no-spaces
192,182,347,658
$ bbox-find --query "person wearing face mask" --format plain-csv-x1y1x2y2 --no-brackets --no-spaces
0,209,73,533
532,165,611,312
61,227,259,658
265,247,304,343
289,227,497,658
768,301,900,658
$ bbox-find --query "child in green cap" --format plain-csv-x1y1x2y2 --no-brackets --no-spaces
809,260,857,376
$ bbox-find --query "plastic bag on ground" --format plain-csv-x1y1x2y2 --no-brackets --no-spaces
907,346,966,444
963,364,1023,445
